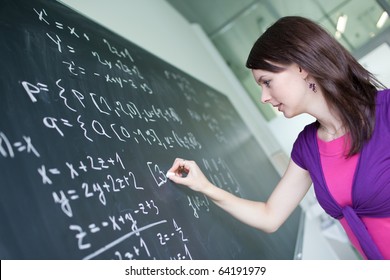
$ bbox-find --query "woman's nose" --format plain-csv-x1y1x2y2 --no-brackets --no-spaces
261,90,271,104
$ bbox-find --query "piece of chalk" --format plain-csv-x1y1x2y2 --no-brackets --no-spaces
166,171,175,178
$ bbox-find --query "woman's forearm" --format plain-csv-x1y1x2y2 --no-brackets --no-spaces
201,182,276,232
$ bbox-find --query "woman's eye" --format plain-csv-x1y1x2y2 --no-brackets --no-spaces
263,80,271,88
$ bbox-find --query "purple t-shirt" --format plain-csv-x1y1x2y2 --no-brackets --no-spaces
291,89,390,260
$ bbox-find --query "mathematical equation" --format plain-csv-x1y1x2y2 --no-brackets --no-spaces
34,6,153,93
20,79,201,150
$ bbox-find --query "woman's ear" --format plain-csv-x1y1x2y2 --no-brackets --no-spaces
297,65,309,79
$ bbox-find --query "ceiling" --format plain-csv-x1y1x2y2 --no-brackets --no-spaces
167,0,390,120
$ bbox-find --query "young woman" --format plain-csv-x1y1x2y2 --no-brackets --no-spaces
167,16,390,260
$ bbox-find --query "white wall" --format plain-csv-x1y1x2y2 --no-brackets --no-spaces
359,43,390,88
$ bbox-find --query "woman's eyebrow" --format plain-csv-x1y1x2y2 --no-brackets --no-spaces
257,76,266,84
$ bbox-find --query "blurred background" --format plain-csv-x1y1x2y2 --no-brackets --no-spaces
167,0,390,120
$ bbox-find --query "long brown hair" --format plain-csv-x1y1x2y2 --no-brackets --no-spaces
246,16,384,156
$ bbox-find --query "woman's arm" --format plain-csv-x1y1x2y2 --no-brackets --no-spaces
167,158,312,233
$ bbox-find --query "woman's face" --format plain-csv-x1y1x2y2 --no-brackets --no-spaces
251,63,311,118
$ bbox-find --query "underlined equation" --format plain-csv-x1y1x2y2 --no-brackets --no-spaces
82,218,192,260
75,209,192,259
68,204,166,256
79,216,167,259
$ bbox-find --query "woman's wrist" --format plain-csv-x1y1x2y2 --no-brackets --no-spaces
201,181,226,203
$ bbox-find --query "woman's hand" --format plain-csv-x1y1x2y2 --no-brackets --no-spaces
166,158,211,193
